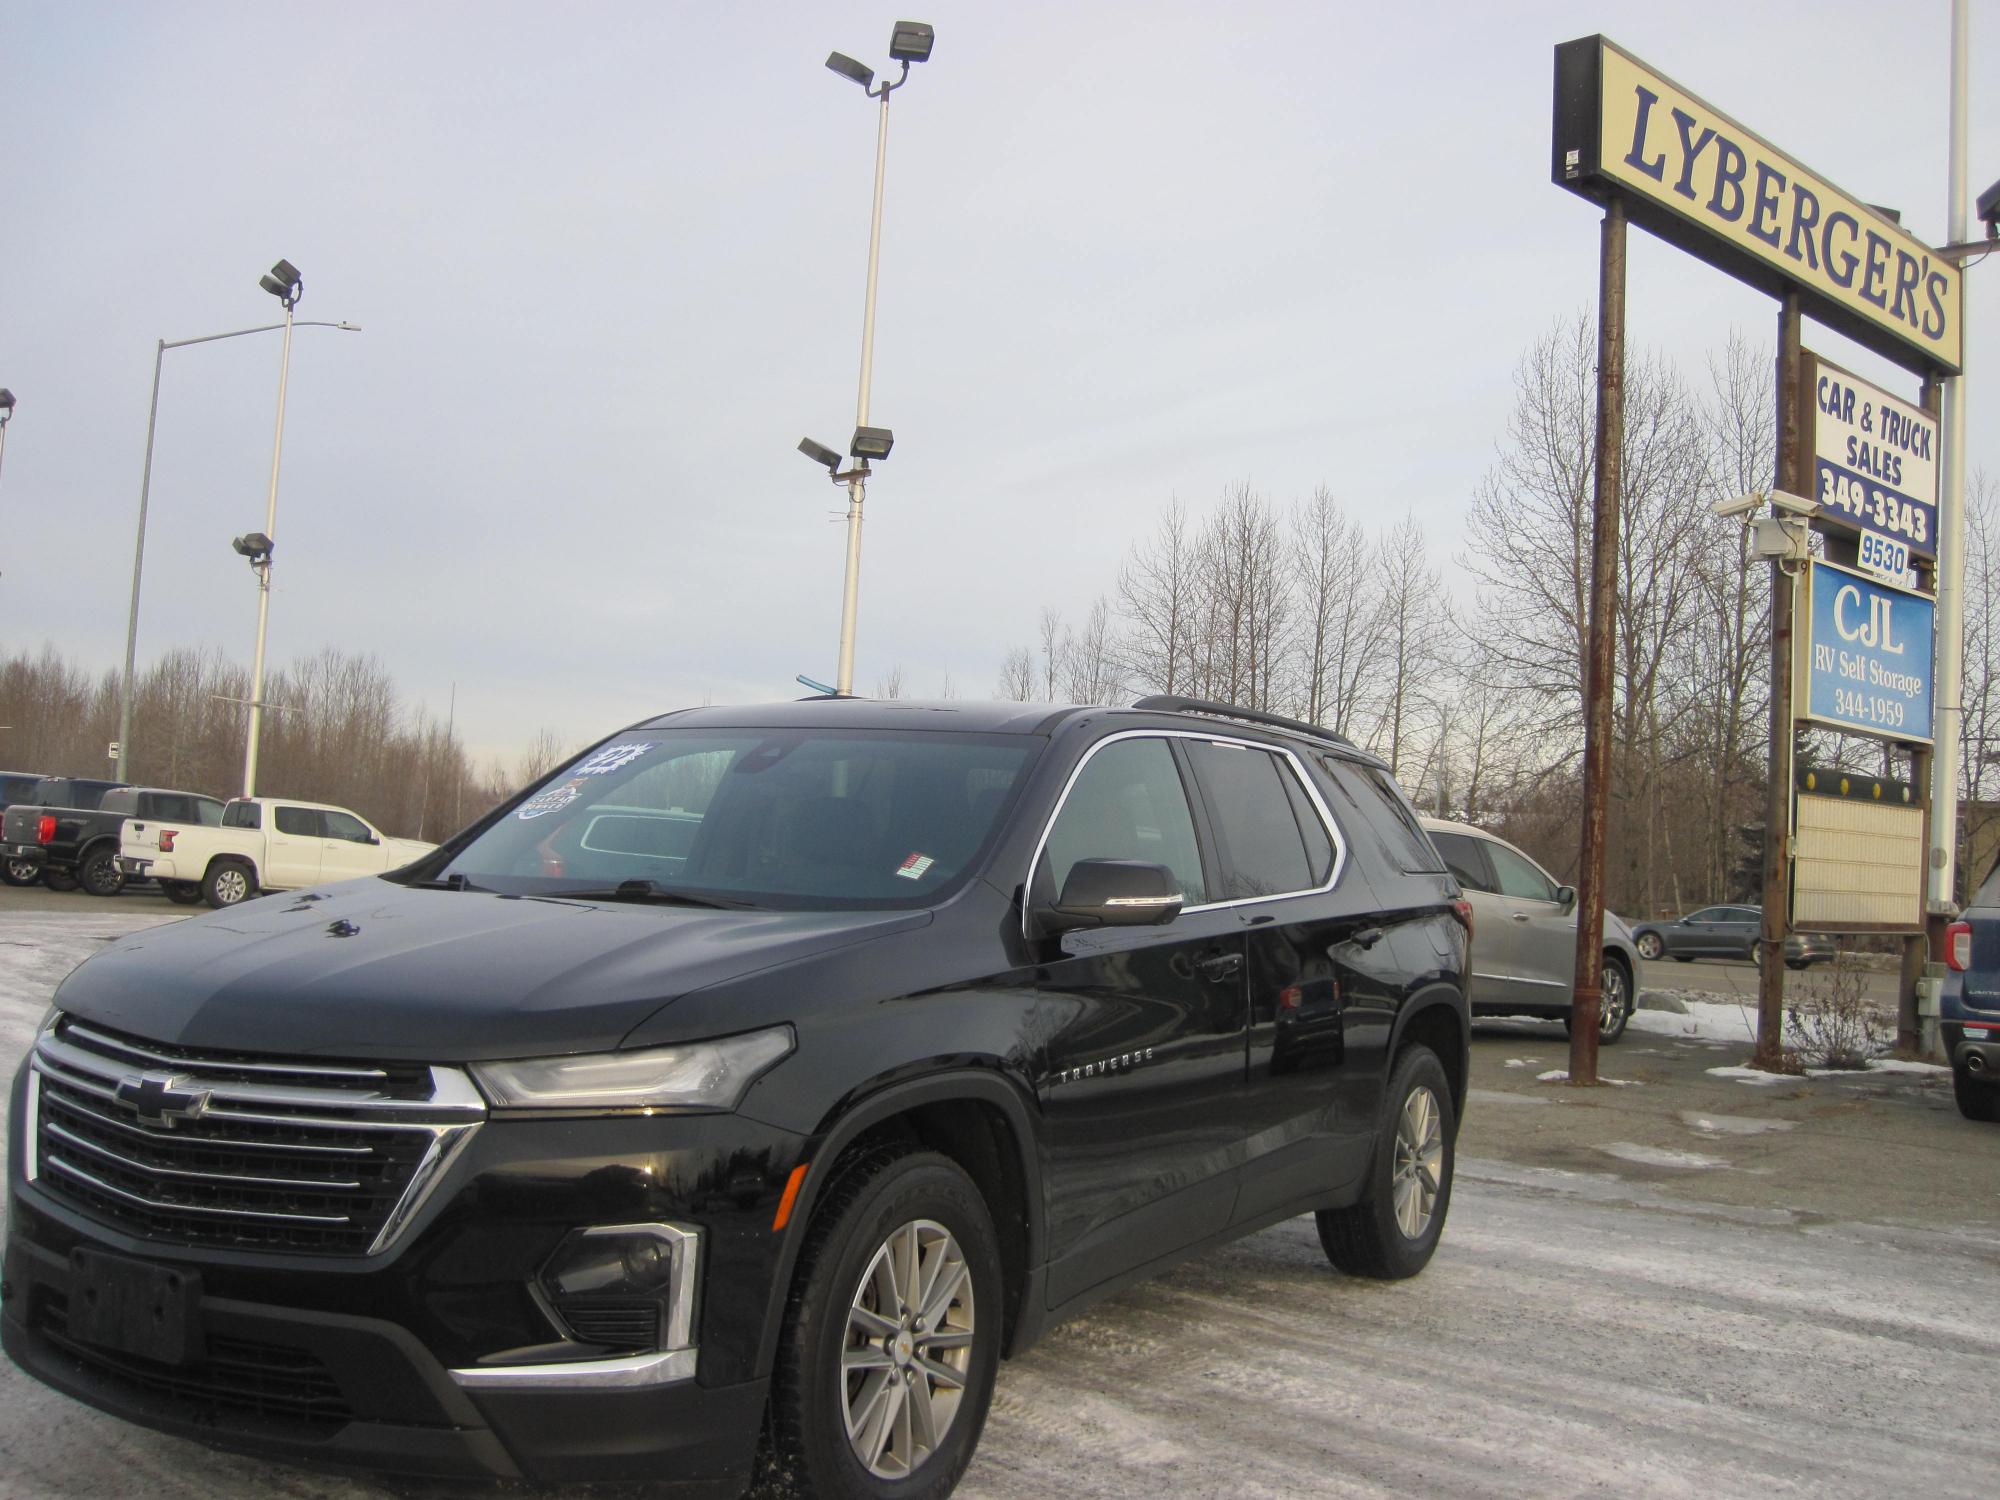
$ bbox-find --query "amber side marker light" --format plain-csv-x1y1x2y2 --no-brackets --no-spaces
772,1163,810,1231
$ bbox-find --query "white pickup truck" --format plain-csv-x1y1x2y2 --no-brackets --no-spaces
120,796,436,908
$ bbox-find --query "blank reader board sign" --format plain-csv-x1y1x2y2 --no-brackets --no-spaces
1797,560,1933,743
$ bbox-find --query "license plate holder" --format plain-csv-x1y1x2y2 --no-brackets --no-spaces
66,1249,202,1365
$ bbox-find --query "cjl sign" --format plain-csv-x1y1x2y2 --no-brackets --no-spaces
1797,560,1934,743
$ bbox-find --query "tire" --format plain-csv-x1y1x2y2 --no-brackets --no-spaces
77,845,126,898
161,881,205,906
0,856,40,887
202,860,257,908
1635,931,1663,960
1563,958,1634,1044
1672,955,1693,963
1785,958,1809,971
41,868,79,893
1317,1044,1455,1280
1954,1067,2000,1123
768,1149,1003,1500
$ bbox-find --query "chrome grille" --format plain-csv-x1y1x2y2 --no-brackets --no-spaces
29,1016,484,1256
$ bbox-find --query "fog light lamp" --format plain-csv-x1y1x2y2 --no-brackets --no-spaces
539,1222,698,1354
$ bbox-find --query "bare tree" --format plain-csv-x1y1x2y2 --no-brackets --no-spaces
1288,486,1386,736
996,646,1035,702
876,664,906,700
1060,597,1124,706
1115,499,1195,695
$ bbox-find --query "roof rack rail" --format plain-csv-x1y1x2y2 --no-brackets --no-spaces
1128,695,1360,752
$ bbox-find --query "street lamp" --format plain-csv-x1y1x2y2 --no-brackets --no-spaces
0,389,15,502
809,20,933,695
240,258,304,799
116,266,357,787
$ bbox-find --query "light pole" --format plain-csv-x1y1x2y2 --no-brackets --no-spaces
806,21,933,696
240,259,302,799
116,281,357,786
0,389,15,503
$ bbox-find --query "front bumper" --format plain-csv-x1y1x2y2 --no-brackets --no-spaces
5,1061,807,1489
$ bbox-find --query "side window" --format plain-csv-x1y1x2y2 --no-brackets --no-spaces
149,794,192,822
1182,741,1318,900
274,806,321,838
1487,843,1558,903
194,798,224,827
1686,906,1725,923
1429,831,1496,893
1041,737,1207,906
224,801,262,830
1279,767,1336,885
323,810,373,843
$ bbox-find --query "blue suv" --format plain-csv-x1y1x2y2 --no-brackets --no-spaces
1943,859,2000,1123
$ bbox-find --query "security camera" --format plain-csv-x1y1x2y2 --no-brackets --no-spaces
1711,489,1816,521
1710,493,1765,521
1979,176,2000,240
1767,488,1818,518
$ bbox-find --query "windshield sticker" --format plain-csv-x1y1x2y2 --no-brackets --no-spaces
895,852,936,881
517,782,582,820
570,742,655,778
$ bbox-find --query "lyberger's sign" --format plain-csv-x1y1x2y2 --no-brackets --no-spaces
1553,36,1962,375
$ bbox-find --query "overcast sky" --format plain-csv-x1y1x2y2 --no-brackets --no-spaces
2,1,1995,765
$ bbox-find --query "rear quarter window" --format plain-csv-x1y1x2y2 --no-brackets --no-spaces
1314,756,1449,878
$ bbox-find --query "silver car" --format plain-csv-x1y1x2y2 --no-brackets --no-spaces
1423,817,1642,1043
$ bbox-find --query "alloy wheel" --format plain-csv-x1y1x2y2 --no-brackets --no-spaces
840,1217,975,1479
213,868,249,905
1636,933,1662,960
1392,1086,1444,1241
1600,964,1629,1038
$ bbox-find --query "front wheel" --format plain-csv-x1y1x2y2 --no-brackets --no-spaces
768,1149,1003,1500
1317,1044,1455,1280
0,856,40,887
78,846,126,898
202,861,256,908
1563,960,1633,1044
1635,931,1663,960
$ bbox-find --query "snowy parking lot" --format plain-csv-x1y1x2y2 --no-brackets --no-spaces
1,907,1996,1499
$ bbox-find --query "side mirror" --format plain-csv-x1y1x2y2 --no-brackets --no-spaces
366,834,380,845
1555,884,1577,915
1040,859,1184,933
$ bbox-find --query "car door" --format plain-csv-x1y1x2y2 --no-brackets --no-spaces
1429,830,1521,1005
1676,906,1730,957
1720,906,1762,958
266,805,325,889
1029,732,1249,1306
1483,840,1576,1002
1177,737,1383,1224
318,809,384,879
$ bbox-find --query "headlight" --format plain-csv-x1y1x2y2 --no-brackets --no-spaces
471,1026,793,1112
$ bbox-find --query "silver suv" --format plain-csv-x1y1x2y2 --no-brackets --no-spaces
1423,818,1641,1043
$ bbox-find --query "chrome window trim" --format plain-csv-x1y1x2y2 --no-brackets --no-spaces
453,1221,701,1391
1022,727,1349,939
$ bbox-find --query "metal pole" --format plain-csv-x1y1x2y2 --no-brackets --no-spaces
1569,196,1625,1087
1758,293,1805,1069
1931,0,1970,912
242,300,296,798
1902,374,1945,1056
117,341,167,784
834,82,893,696
0,417,10,494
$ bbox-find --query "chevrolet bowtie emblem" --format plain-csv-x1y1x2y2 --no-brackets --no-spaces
114,1072,212,1129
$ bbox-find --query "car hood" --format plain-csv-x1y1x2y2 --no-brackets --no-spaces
50,878,930,1061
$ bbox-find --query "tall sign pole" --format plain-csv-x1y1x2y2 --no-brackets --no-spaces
1931,0,1971,914
1569,196,1626,1087
1757,295,1805,1068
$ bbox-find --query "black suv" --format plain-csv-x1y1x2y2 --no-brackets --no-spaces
4,697,1469,1499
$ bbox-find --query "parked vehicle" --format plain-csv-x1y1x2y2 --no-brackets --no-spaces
0,777,128,892
7,695,1470,1498
118,795,434,907
1423,817,1641,1043
1,786,224,898
0,770,48,887
1943,859,2000,1123
1628,905,1835,969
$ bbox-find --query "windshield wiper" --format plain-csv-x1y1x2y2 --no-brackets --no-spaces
537,879,759,910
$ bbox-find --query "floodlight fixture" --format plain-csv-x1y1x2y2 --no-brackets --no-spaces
825,51,874,89
260,258,303,308
231,531,275,564
0,389,14,420
850,425,894,461
798,436,843,470
888,21,934,63
1979,175,2000,238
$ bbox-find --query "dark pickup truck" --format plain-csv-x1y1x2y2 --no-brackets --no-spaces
0,781,221,898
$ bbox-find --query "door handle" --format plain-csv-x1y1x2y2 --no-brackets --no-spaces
1510,912,1531,923
1352,926,1386,949
1196,951,1243,982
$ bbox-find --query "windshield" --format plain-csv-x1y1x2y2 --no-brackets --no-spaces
431,728,1037,909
